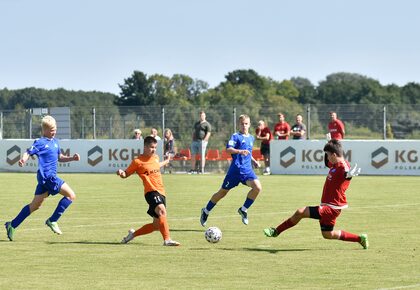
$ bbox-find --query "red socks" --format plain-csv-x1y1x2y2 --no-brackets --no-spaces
339,231,361,242
276,218,296,234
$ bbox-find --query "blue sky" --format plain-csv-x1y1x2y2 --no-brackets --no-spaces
1,0,419,95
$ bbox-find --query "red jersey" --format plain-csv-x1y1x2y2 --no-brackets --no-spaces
321,160,351,209
273,122,290,140
328,119,345,140
255,127,272,144
125,154,166,196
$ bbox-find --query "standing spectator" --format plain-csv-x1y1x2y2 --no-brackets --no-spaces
256,120,272,175
190,111,211,174
132,129,143,140
150,128,161,140
164,128,175,173
290,114,307,140
273,113,291,140
328,111,345,140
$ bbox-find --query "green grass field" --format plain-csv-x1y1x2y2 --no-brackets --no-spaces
1,173,419,290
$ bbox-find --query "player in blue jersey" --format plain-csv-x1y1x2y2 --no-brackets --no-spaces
4,115,80,241
200,114,262,226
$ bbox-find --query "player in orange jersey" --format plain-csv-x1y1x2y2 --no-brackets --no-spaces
117,136,180,246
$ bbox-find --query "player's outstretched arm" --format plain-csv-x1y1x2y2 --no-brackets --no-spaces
59,153,80,162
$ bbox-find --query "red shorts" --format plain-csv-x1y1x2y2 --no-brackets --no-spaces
309,205,341,231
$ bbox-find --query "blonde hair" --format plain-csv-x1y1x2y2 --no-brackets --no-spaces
41,115,57,130
133,129,142,135
239,114,250,122
164,128,173,137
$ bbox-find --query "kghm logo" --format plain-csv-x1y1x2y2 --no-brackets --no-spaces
88,146,103,166
7,145,21,165
371,147,388,169
280,146,296,168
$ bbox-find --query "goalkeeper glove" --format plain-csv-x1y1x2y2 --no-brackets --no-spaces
346,163,361,178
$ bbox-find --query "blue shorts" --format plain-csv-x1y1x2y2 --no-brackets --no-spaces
221,169,258,190
35,172,65,196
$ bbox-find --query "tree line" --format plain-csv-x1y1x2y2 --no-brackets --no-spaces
1,70,419,110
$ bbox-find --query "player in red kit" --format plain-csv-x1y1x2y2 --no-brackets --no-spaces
263,139,368,249
328,111,345,140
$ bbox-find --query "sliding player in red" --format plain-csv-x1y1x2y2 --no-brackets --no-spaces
264,139,368,249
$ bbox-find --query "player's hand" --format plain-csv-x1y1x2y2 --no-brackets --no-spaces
252,160,260,168
346,163,361,178
116,169,125,177
18,159,25,167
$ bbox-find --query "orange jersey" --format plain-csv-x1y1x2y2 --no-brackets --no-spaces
125,154,166,196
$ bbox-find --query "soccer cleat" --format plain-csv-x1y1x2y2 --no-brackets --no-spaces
359,234,369,249
5,222,15,241
163,239,180,246
263,227,279,237
200,208,208,227
237,208,248,225
45,219,63,235
121,229,135,244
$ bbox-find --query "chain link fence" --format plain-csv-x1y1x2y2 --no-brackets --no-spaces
1,105,420,152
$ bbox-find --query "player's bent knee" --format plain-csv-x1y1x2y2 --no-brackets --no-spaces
321,231,334,239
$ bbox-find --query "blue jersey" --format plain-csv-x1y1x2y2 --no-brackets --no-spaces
226,132,255,175
27,137,60,179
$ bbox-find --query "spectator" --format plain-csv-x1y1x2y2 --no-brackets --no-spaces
256,120,272,175
164,128,175,173
290,114,307,140
190,111,211,174
273,113,291,140
150,128,161,140
328,111,345,140
132,129,142,140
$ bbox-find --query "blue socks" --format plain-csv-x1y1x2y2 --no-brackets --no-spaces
205,200,216,213
11,204,31,228
243,198,254,210
49,197,73,222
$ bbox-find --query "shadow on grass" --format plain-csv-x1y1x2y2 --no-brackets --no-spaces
47,241,122,246
189,247,310,253
170,228,204,233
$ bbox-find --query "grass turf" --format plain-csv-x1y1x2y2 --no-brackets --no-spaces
0,173,419,289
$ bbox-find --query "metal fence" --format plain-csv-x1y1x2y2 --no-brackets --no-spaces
1,104,420,151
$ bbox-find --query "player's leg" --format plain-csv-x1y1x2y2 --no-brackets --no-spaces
264,206,310,237
200,187,230,226
237,178,262,225
45,181,75,235
5,192,48,241
154,204,180,246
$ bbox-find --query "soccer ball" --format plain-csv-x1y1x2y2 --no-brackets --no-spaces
205,226,222,243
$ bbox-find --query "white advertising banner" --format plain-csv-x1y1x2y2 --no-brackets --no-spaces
270,140,420,176
0,139,163,173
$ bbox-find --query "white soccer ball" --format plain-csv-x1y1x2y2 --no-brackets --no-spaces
205,226,222,243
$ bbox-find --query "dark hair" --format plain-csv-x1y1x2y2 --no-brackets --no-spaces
323,139,343,157
144,136,157,146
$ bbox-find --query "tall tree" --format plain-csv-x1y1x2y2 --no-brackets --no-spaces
116,71,153,106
